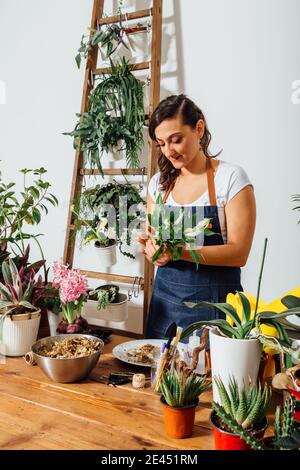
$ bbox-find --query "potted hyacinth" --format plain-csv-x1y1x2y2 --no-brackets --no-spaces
52,261,89,334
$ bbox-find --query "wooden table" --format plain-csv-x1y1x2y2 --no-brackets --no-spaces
0,335,275,450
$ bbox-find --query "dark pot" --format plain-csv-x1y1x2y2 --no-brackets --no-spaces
210,411,268,450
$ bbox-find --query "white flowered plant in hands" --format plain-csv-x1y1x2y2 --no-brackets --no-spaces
147,194,214,268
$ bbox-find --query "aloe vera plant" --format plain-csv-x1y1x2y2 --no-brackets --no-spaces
160,367,210,408
214,376,271,430
213,396,300,450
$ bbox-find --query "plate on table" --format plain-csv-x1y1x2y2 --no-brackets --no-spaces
112,339,186,367
112,339,164,367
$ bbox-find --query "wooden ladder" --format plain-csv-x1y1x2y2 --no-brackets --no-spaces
63,0,163,337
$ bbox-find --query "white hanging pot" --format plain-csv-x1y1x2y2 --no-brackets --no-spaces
126,28,150,60
1,309,41,357
107,140,125,161
95,240,117,267
119,0,136,13
82,293,128,323
209,329,262,403
47,310,63,336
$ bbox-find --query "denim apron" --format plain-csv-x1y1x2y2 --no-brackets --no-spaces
146,158,242,339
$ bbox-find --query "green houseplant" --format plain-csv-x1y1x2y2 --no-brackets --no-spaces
0,167,58,259
77,179,145,260
211,377,271,450
0,257,47,356
64,58,145,173
75,21,130,69
180,238,300,401
82,284,128,323
148,193,214,268
160,366,211,439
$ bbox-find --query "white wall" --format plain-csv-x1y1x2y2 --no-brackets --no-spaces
0,0,299,334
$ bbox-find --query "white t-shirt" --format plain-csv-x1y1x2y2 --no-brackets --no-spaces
148,160,253,244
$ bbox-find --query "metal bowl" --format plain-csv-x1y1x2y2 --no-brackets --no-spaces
32,334,104,383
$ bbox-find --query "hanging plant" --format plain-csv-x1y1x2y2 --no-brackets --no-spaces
64,58,145,174
75,23,130,69
76,179,145,259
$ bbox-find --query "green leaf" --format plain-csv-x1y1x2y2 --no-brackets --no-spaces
237,291,251,323
184,300,242,327
75,53,81,69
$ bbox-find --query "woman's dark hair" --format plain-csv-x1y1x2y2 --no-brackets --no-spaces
149,94,222,192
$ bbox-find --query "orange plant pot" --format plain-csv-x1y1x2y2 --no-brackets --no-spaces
161,398,198,439
210,411,267,450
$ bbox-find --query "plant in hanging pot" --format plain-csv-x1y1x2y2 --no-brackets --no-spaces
75,22,130,69
0,258,47,356
83,284,128,323
160,366,211,439
181,238,300,401
77,179,145,261
210,376,270,450
64,58,145,173
52,261,89,334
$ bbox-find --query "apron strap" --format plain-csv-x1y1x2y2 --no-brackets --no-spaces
206,157,217,206
162,158,217,205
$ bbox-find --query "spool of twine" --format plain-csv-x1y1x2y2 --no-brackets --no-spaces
132,373,146,389
24,351,37,366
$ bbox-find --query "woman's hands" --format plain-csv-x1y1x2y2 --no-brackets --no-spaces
138,234,172,267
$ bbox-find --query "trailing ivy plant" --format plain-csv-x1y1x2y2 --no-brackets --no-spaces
64,58,145,173
0,167,58,258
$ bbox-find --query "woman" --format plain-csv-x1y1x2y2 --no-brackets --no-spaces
139,94,256,339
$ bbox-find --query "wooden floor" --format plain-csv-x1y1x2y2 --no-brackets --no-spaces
0,335,276,450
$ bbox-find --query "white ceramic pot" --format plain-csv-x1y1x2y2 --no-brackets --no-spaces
95,242,117,267
82,293,128,323
47,310,63,336
127,29,150,60
107,141,125,161
1,310,41,357
209,329,262,403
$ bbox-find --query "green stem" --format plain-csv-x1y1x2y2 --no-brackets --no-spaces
253,238,268,332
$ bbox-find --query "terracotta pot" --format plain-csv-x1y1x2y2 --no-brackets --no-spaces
210,411,267,450
161,397,198,439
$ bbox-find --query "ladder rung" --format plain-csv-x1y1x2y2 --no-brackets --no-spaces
80,270,144,288
98,9,152,26
94,61,150,75
80,168,148,176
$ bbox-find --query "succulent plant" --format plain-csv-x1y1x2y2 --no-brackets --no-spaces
213,395,300,450
89,285,119,310
214,376,271,430
160,366,210,408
